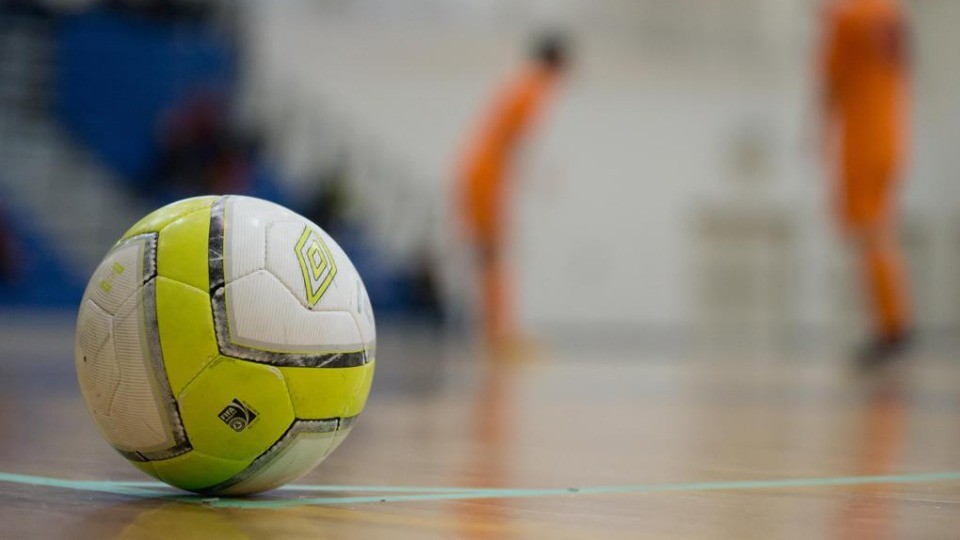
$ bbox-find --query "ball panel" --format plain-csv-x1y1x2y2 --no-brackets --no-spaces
280,362,375,419
101,291,176,452
155,203,211,292
75,299,119,417
326,423,354,456
121,196,216,240
215,430,338,496
223,196,279,282
225,270,363,352
264,220,351,312
149,450,248,493
76,233,190,459
155,276,218,395
75,299,111,359
177,356,295,461
350,276,376,347
84,239,148,316
297,225,376,347
76,301,111,361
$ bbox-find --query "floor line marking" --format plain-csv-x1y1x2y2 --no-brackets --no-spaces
0,471,487,499
3,470,960,509
103,479,488,494
207,471,960,509
0,472,171,498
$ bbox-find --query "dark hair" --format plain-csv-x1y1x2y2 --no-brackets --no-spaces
532,31,570,71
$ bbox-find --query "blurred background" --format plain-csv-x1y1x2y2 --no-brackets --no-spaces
5,4,960,535
1,0,959,357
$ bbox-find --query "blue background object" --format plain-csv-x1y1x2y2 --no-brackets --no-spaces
57,9,233,185
0,188,84,308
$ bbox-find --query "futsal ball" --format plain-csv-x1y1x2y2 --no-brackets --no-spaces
74,196,375,495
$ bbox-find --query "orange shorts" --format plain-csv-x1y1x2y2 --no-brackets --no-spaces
837,159,899,231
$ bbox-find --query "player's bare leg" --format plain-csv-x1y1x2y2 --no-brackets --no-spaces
852,217,912,369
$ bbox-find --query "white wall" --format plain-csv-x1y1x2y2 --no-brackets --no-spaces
241,0,960,338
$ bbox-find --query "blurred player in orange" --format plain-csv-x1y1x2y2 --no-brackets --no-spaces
820,0,911,367
458,33,570,347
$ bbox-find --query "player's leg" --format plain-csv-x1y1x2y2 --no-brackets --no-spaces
848,163,911,367
861,226,909,339
461,168,499,346
479,236,508,347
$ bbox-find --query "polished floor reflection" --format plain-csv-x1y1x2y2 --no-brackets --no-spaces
2,318,960,538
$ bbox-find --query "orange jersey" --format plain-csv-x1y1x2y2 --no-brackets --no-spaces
459,66,556,241
822,0,909,169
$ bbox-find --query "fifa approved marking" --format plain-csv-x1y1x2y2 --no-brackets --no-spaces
295,227,337,307
218,399,258,432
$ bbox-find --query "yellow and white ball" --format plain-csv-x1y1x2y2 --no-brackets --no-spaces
74,196,375,495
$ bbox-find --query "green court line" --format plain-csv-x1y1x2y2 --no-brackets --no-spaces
207,471,960,509
0,472,495,499
121,481,485,493
0,472,171,498
3,470,960,509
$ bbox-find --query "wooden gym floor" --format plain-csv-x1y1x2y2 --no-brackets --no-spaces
2,314,960,538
